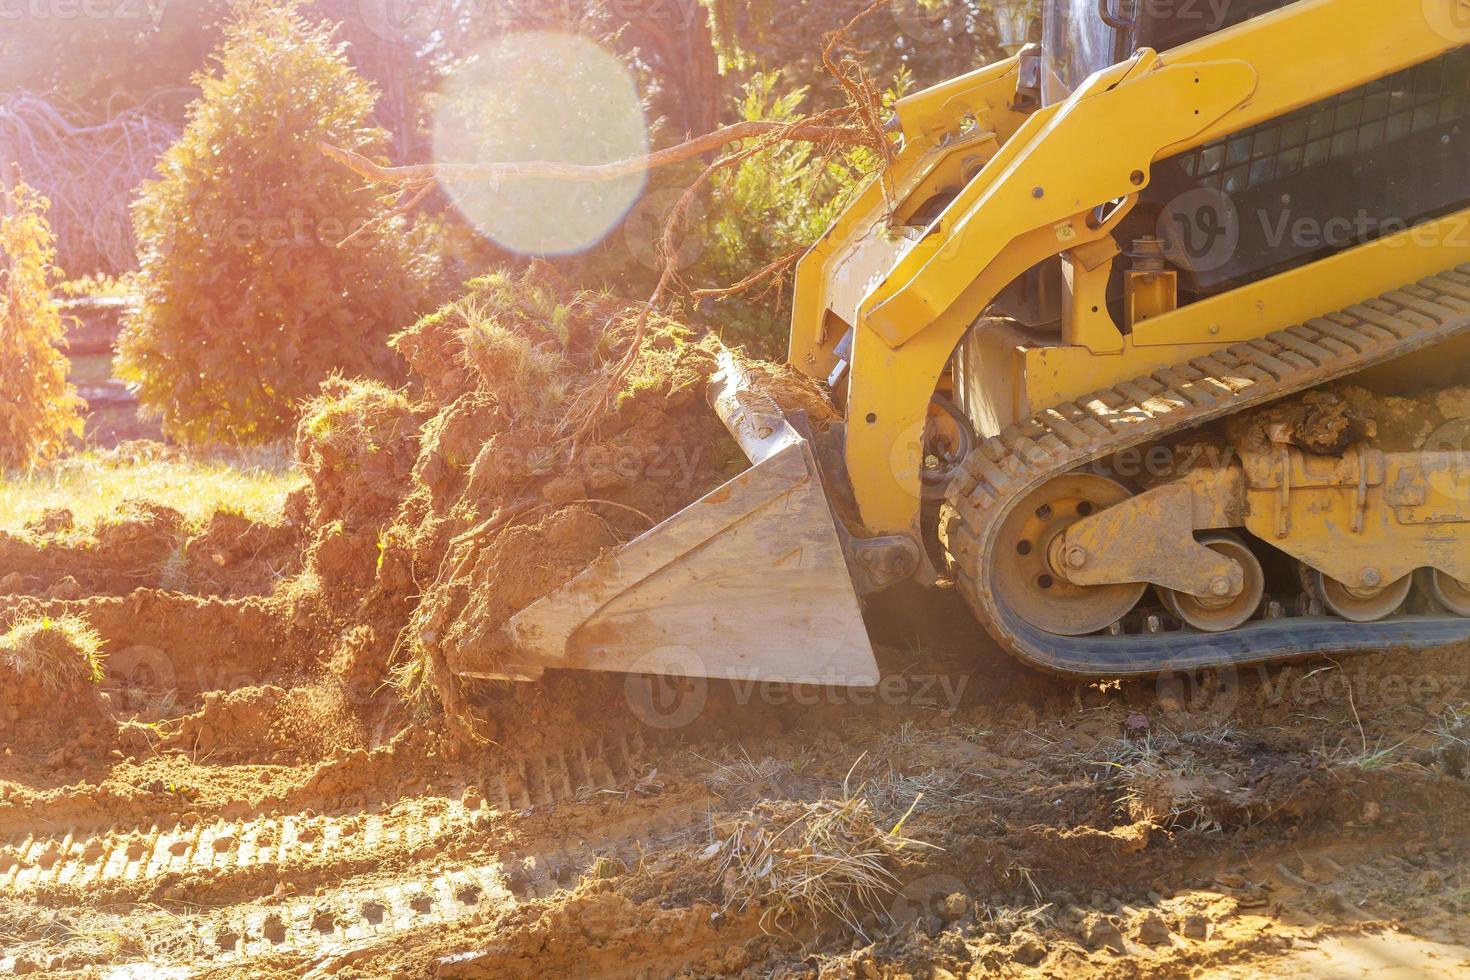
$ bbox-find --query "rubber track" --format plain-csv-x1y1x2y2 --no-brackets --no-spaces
942,267,1470,676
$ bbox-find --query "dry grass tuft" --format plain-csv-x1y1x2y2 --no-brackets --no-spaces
457,298,573,422
701,750,799,805
0,614,105,693
298,377,417,460
1086,729,1230,832
1429,702,1469,750
709,795,927,939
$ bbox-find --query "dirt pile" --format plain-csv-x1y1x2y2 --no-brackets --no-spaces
302,265,785,738
0,267,774,809
293,377,423,535
0,500,183,596
0,610,109,745
0,495,300,599
178,508,301,596
156,684,367,763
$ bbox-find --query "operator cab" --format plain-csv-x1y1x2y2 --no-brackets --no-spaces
1041,0,1300,105
1008,0,1470,315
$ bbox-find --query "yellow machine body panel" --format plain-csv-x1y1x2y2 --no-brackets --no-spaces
797,0,1470,542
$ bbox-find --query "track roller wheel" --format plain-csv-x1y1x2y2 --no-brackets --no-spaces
1310,569,1413,623
1155,532,1264,633
1425,569,1470,617
922,395,975,489
993,474,1147,636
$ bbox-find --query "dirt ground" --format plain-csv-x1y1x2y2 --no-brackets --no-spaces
0,586,1465,977
2,506,1467,978
2,281,1468,977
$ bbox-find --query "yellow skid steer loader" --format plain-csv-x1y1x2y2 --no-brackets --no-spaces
453,0,1470,687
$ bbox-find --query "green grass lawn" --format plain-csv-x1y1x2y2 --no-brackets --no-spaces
67,353,116,388
0,446,304,532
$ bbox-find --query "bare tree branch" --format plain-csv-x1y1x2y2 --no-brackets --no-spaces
317,114,872,189
0,93,178,275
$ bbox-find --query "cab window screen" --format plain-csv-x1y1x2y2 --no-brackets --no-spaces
1139,0,1301,51
1043,0,1118,97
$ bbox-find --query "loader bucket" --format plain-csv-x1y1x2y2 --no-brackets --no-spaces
448,351,881,687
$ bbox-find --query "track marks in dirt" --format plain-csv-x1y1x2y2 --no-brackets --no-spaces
1,803,463,896
2,728,656,899
202,857,517,963
0,724,708,973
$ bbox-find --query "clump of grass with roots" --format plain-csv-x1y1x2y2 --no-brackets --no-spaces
708,790,931,940
0,614,105,693
297,376,418,461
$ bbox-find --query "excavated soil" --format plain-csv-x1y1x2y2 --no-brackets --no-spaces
3,586,1466,977
2,277,1468,977
0,500,301,600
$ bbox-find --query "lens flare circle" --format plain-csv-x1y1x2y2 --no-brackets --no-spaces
433,31,649,257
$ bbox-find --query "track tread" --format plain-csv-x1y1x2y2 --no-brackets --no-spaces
940,268,1470,676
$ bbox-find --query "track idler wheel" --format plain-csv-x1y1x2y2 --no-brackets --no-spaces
1156,532,1264,633
993,474,1147,636
1425,569,1470,617
1310,568,1413,623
